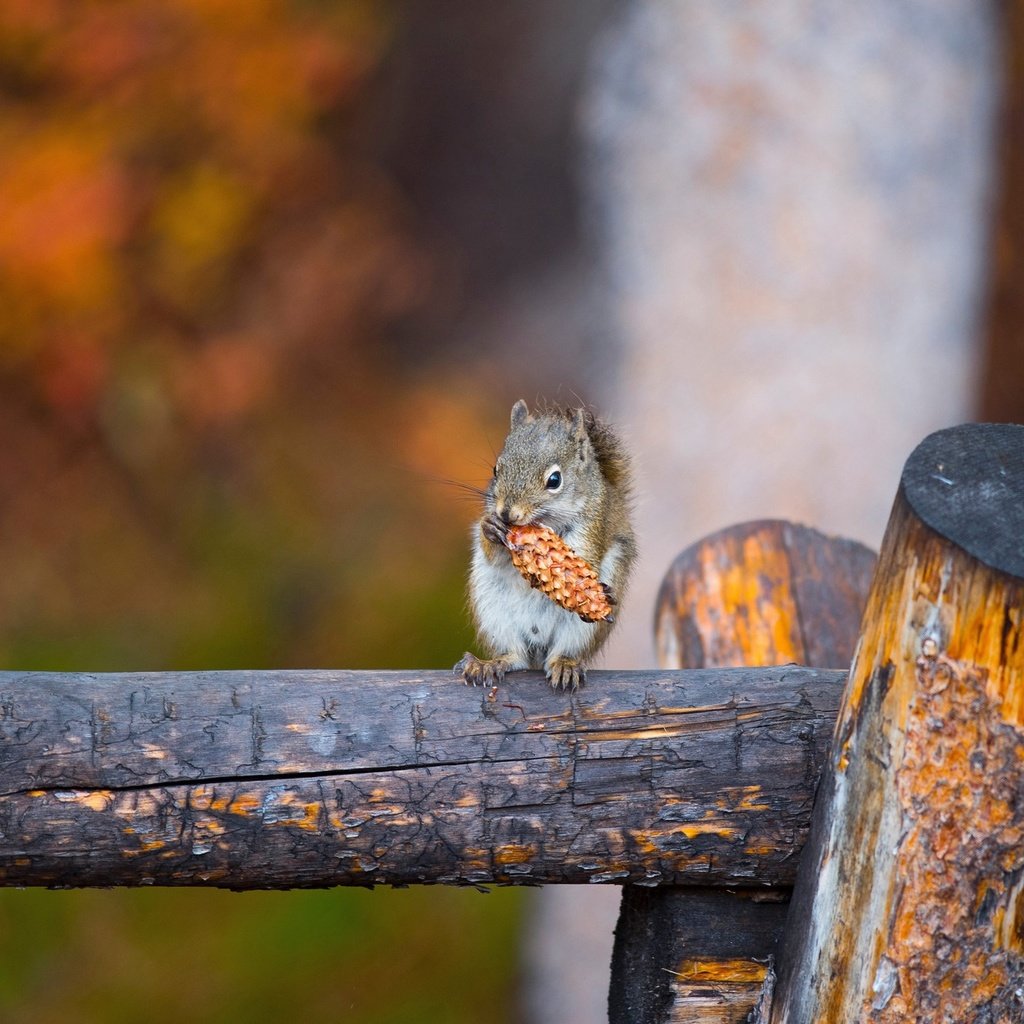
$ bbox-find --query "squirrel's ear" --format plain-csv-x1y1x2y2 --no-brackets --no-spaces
510,399,531,428
570,407,592,444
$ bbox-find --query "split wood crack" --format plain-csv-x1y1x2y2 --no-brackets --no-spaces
0,666,845,890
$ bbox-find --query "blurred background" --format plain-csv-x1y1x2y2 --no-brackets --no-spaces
0,1,1021,1022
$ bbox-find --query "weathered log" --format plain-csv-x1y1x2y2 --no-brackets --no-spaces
610,886,788,1024
655,520,876,675
611,521,875,1024
771,422,1024,1022
0,667,843,889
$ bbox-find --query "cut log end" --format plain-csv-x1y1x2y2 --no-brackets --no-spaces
903,422,1024,580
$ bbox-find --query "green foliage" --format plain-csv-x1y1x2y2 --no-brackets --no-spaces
0,887,524,1024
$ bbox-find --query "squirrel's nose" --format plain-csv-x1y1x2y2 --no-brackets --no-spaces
496,504,511,525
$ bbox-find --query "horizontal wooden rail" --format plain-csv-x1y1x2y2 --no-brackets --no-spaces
0,668,842,889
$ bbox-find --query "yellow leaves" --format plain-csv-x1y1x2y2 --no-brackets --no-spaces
149,164,256,308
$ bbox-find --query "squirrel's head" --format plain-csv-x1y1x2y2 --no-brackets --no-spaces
488,399,603,533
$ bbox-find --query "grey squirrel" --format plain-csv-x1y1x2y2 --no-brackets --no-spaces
455,399,637,691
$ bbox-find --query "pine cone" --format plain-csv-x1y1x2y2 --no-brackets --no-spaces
504,524,615,623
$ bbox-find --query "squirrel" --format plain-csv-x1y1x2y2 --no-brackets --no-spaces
455,399,637,691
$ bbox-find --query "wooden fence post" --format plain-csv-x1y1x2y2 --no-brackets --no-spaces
609,520,875,1023
770,422,1024,1022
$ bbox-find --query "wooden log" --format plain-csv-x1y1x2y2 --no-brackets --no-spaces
610,521,875,1024
655,520,876,675
771,422,1024,1022
609,886,788,1024
0,667,843,889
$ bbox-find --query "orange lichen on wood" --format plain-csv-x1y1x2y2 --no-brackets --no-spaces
726,786,771,813
676,823,746,841
68,790,114,812
494,844,537,866
866,654,1024,1022
206,792,260,815
504,523,614,622
121,837,167,856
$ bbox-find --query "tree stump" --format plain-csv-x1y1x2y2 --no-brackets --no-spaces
771,422,1024,1022
610,520,876,1023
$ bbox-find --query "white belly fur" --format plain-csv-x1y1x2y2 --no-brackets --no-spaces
469,541,599,668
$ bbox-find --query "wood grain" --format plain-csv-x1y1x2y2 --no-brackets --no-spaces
655,519,875,673
610,887,787,1024
0,667,843,889
612,521,875,1024
772,423,1024,1023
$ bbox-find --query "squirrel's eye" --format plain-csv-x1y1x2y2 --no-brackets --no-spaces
545,469,562,491
492,464,498,478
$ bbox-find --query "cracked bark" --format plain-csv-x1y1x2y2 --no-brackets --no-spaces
0,666,842,889
771,423,1024,1023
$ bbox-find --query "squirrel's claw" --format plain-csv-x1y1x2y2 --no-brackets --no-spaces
600,581,619,606
546,657,585,692
481,514,509,548
455,652,509,687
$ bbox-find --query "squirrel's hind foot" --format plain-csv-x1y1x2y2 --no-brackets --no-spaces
454,652,515,687
546,656,585,692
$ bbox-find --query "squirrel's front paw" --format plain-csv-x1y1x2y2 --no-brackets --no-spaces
481,514,509,548
454,652,511,686
546,656,585,693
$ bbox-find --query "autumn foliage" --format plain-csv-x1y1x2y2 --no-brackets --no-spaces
0,0,497,672
0,3,522,1022
0,0,420,430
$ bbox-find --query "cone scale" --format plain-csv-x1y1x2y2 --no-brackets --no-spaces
504,524,614,623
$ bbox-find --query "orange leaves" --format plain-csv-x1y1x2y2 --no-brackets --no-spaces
0,0,401,431
0,131,130,314
172,334,272,428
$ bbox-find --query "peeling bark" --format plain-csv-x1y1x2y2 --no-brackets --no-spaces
873,654,1024,1021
